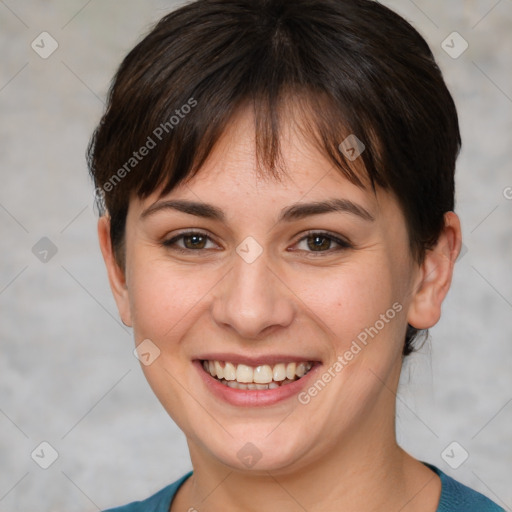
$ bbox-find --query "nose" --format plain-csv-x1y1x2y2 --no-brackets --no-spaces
210,249,296,340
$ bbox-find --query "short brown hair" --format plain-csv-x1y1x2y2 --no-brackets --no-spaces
87,0,461,355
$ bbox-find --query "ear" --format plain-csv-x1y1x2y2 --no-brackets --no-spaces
97,216,132,327
407,212,462,329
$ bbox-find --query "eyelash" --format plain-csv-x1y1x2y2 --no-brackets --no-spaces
161,230,352,256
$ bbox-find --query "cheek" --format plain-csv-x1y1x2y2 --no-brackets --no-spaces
292,260,399,343
127,253,213,343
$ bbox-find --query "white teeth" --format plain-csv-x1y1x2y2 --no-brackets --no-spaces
236,364,253,383
201,359,315,388
215,378,298,390
223,362,236,381
253,364,273,384
286,362,296,380
273,363,286,381
214,361,224,379
296,362,306,377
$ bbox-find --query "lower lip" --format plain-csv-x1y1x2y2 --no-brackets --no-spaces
193,360,322,407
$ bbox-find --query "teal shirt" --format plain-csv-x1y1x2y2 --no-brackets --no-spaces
103,464,505,511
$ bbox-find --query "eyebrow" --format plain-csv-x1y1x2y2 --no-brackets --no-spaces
140,198,375,223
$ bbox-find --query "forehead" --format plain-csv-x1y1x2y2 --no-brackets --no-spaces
130,106,403,229
163,107,371,202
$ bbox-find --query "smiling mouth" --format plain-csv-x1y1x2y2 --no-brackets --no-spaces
201,359,315,390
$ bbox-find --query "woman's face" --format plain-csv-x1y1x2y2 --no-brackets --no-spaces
109,108,425,474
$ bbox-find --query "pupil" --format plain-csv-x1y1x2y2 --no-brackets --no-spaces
186,235,205,249
309,235,329,251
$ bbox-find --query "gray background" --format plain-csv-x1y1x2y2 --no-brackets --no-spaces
0,1,511,511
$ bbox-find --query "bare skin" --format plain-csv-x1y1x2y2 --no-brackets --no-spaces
98,106,461,512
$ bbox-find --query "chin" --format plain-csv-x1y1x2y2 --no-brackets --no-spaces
191,422,318,474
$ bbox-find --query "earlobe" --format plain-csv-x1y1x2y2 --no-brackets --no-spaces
97,216,133,327
407,212,462,330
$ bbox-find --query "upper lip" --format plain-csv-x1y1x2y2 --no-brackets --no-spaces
195,353,322,367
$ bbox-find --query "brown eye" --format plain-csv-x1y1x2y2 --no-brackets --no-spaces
162,230,351,256
162,231,216,252
181,233,207,250
306,234,331,251
293,231,352,255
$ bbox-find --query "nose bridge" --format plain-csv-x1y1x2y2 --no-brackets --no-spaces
211,242,295,339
